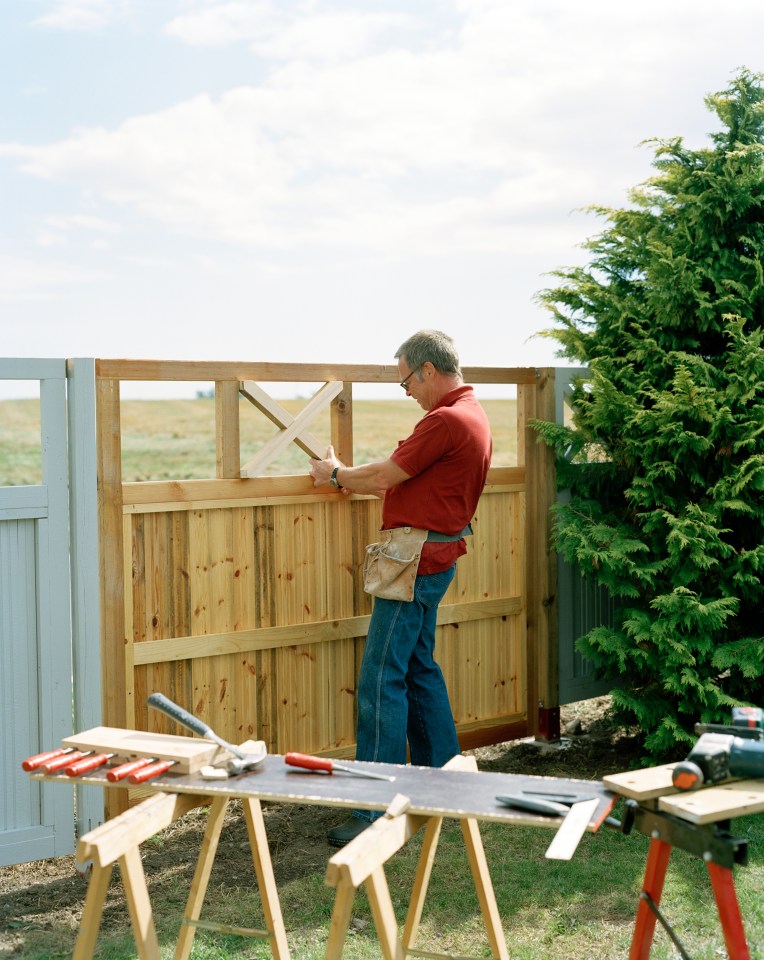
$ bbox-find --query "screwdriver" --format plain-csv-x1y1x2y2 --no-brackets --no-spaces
39,751,89,774
21,747,75,772
127,759,176,784
106,757,156,782
285,752,395,782
65,753,117,777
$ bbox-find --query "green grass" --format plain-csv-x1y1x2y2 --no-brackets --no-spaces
8,806,764,959
0,395,518,486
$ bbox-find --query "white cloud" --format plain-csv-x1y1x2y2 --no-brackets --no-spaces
164,1,278,48
165,2,418,61
35,214,121,248
32,0,133,31
0,254,106,301
7,1,763,262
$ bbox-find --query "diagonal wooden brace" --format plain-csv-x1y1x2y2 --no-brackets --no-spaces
240,380,342,476
239,380,327,459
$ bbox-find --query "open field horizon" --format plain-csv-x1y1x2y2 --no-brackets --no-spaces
0,397,518,486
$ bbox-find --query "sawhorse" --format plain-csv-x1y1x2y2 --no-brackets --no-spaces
73,791,290,960
604,765,757,960
631,833,749,960
324,755,509,960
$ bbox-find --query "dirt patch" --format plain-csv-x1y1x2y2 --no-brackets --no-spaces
0,697,642,955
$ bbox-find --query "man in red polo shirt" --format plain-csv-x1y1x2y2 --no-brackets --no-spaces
309,330,492,846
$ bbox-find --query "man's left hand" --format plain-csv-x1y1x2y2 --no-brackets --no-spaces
309,445,348,493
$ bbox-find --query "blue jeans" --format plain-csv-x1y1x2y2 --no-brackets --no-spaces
353,565,460,822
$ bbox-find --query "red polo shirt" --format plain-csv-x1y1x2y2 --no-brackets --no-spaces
382,385,492,574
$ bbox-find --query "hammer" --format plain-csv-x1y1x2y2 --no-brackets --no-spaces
148,692,266,776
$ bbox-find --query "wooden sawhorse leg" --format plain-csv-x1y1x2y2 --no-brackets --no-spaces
75,791,290,960
73,792,202,960
325,794,421,960
174,795,290,960
629,837,751,960
324,755,509,960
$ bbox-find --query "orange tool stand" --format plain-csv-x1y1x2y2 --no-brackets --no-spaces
605,764,759,960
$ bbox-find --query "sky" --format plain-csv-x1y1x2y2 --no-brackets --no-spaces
1,0,763,398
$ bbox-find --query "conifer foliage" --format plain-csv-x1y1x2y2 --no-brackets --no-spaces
535,70,764,756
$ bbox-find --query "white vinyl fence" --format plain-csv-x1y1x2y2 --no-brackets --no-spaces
0,359,102,867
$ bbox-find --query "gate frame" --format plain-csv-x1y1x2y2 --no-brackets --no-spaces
92,360,559,824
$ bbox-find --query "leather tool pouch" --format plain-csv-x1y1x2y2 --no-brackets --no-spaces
363,526,429,602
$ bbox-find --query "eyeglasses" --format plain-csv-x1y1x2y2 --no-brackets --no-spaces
400,366,421,391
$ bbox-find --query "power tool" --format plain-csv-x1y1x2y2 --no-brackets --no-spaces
671,706,764,791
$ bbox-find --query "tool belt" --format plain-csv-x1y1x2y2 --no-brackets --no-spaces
363,524,472,602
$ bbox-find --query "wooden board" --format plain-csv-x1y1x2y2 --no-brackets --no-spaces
659,780,764,825
35,754,617,831
602,764,678,801
62,726,234,774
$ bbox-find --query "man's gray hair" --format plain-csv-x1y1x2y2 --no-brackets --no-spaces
395,330,462,378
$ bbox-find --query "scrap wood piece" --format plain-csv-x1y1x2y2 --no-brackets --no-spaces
544,797,600,861
63,726,229,774
603,763,679,801
660,780,764,825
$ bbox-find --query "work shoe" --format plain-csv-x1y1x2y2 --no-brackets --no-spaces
326,816,371,847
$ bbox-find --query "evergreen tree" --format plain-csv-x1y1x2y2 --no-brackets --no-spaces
535,70,764,756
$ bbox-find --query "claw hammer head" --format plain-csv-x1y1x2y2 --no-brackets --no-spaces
201,740,268,779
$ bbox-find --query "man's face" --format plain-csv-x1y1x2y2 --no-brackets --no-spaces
398,358,431,410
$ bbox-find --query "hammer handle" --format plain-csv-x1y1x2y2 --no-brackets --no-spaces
148,692,212,739
147,692,246,760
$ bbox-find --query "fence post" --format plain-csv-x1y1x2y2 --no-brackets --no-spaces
68,359,105,835
96,374,129,816
330,383,354,466
521,368,559,739
215,380,241,478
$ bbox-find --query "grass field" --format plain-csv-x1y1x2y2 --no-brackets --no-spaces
0,396,518,485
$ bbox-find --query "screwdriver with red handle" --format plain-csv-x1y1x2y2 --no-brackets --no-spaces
285,752,395,781
21,748,75,772
127,760,176,784
39,751,89,774
65,753,116,777
106,757,156,782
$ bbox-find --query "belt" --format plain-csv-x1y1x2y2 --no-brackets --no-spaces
426,524,473,542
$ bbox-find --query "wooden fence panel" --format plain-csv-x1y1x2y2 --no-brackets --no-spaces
96,362,556,799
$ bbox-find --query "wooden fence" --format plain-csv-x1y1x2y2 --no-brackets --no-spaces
95,361,557,810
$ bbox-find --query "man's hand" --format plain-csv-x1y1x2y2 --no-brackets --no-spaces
309,446,409,499
309,445,349,494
